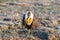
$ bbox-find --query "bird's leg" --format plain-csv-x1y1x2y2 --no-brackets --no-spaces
27,29,31,37
27,29,35,39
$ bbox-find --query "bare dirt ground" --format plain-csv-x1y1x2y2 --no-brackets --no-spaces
0,0,60,40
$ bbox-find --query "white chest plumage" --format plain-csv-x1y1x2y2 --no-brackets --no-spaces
25,11,34,19
25,11,34,25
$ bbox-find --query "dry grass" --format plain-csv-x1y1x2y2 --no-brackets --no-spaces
0,0,60,40
48,34,60,40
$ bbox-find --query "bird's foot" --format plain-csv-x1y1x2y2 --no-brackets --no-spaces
27,34,30,37
30,35,35,39
27,35,35,39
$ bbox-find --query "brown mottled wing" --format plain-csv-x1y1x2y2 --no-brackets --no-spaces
31,14,40,29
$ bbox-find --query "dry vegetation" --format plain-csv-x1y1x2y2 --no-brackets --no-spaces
0,0,60,40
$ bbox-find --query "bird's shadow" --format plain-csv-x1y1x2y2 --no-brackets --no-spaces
18,28,49,40
30,28,48,40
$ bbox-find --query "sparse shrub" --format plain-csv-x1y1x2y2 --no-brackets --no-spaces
51,20,58,26
1,25,8,30
17,22,22,29
8,24,15,29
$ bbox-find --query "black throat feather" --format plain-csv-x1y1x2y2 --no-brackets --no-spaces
26,22,32,29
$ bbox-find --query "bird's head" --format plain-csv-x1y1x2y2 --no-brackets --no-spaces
25,11,34,26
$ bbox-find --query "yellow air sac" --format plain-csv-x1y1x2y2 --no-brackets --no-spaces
25,18,33,25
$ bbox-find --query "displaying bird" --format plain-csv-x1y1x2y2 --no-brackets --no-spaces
22,11,39,37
